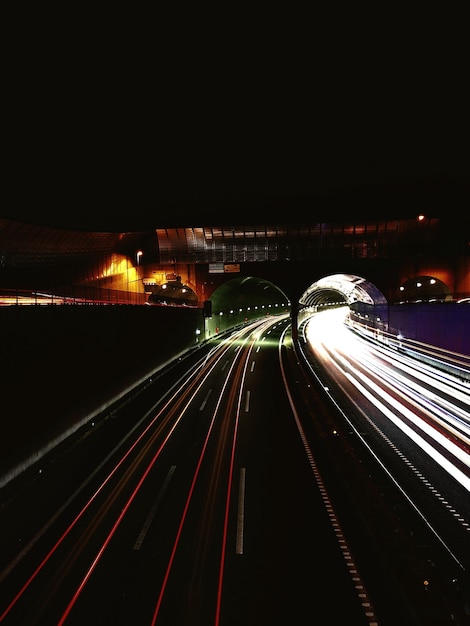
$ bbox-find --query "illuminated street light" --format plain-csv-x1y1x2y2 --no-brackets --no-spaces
136,250,143,265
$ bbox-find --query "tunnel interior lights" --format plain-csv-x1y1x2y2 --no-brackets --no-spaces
215,302,286,316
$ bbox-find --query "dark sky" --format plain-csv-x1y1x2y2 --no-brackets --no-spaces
4,13,469,231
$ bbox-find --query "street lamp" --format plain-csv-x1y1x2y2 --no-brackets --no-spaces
136,250,143,265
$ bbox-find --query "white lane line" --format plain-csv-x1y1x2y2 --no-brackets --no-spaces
200,389,212,411
244,390,251,413
251,361,256,372
133,465,176,550
279,329,380,626
236,468,246,555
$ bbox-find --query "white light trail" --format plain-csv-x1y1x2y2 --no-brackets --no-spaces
305,308,470,492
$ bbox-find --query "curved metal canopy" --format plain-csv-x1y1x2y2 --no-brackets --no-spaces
299,273,388,307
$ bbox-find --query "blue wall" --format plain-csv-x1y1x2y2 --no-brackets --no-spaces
388,302,470,356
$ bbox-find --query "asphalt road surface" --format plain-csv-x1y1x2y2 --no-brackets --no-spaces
0,312,469,625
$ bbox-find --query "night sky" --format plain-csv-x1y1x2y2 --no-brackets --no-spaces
4,12,469,231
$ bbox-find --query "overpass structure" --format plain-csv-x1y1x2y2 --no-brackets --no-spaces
1,214,468,308
1,213,468,347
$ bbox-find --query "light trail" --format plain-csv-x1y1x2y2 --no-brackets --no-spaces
354,349,470,447
304,308,470,492
1,320,270,623
326,344,470,471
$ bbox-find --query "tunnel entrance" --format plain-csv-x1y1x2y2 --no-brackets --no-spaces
299,273,388,309
203,273,390,338
298,273,390,338
204,276,291,335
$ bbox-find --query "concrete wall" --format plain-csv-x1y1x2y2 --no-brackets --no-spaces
0,305,204,483
388,302,470,356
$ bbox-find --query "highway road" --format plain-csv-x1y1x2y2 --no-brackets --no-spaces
296,308,470,624
0,311,469,625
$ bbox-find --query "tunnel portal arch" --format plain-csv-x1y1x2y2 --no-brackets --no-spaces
203,272,390,338
204,276,291,335
298,273,390,336
397,275,452,303
299,273,388,308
